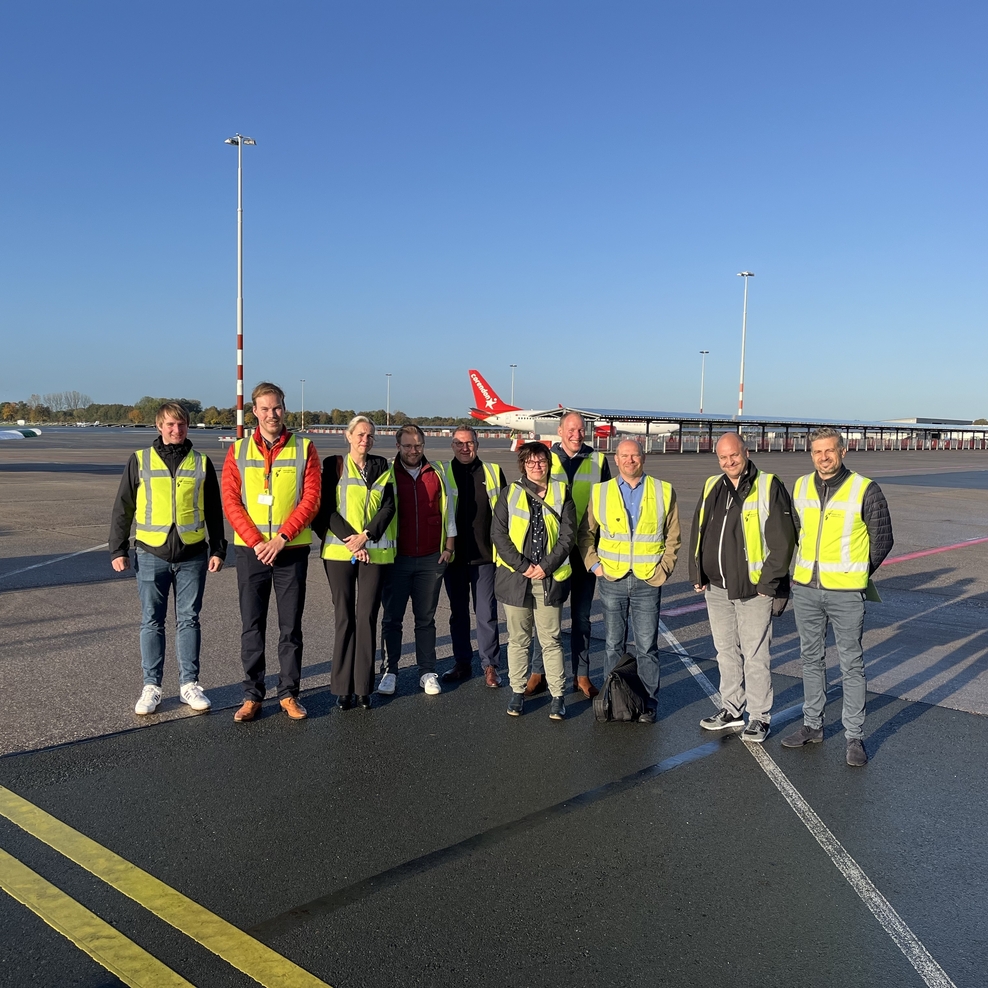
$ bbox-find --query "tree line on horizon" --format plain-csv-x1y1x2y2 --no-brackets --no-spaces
0,394,477,429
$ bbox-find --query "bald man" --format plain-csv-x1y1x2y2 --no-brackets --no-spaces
688,432,796,743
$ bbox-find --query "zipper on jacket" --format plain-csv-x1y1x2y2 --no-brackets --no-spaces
812,477,831,589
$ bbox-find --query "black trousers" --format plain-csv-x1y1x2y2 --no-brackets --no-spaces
443,560,501,669
324,558,388,696
235,545,309,700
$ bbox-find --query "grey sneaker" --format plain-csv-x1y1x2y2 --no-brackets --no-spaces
700,707,745,731
781,724,824,747
742,719,769,743
846,738,868,767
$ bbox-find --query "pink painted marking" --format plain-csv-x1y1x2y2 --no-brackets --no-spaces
660,537,988,621
880,536,988,566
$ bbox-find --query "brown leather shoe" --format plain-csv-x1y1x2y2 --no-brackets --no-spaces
484,666,503,688
234,699,262,722
279,697,307,720
574,676,599,699
524,674,547,697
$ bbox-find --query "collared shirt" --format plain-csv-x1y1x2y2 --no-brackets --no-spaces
617,476,646,533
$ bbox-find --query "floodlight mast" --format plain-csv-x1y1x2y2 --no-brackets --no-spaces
225,134,256,439
737,272,754,418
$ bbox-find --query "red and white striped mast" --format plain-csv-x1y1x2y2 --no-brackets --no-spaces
737,271,754,419
225,133,256,439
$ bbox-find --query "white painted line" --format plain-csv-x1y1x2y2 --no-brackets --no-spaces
0,544,109,581
658,619,957,988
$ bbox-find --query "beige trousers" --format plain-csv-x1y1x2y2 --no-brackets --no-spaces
504,581,566,698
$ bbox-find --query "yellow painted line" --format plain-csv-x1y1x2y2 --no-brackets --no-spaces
0,786,332,988
0,847,193,988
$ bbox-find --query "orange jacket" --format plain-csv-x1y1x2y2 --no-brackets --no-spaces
222,428,321,548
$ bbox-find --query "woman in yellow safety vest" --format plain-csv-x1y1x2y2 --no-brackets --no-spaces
313,415,396,710
491,441,577,721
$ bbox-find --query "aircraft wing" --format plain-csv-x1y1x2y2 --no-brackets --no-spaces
0,428,42,440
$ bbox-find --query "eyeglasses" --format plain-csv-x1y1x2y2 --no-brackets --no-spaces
400,443,424,450
452,441,477,448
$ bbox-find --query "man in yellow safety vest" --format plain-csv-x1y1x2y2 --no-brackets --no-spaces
222,382,321,723
579,439,680,723
781,427,893,766
689,432,796,743
439,426,507,688
110,401,227,716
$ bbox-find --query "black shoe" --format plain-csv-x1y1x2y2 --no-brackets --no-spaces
356,695,372,709
846,738,868,767
638,709,657,724
441,662,473,683
549,696,566,721
336,694,352,710
781,724,824,747
507,692,525,717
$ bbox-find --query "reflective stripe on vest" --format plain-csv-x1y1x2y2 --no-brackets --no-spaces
134,447,207,547
321,456,396,563
233,434,312,546
592,476,671,581
494,481,573,582
792,472,871,590
440,459,503,509
693,472,774,585
550,450,602,524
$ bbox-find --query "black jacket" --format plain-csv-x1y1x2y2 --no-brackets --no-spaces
312,454,395,544
795,465,894,582
448,457,505,566
490,478,576,607
109,437,227,563
688,460,795,600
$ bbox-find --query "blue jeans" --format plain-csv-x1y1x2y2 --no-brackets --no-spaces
135,548,207,686
597,573,662,708
792,583,867,739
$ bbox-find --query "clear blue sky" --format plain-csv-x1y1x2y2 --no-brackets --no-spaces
2,1,985,420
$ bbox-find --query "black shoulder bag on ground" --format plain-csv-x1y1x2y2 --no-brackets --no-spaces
593,653,650,722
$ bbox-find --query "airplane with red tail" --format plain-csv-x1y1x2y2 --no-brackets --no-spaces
468,369,675,438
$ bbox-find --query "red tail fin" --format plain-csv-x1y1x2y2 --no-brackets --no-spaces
469,369,520,416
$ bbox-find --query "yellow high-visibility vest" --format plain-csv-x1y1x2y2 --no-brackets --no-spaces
233,434,312,546
494,481,573,582
321,456,396,563
693,472,775,585
134,447,207,547
592,476,672,581
792,472,872,590
550,450,604,524
439,460,503,509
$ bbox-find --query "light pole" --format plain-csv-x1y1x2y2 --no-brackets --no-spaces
510,364,517,405
300,379,305,432
224,133,256,439
699,351,709,413
737,271,754,418
386,373,392,426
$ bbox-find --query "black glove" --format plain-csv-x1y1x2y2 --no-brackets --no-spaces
771,595,789,617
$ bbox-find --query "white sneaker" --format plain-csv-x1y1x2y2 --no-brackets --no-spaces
377,672,397,695
135,685,162,715
420,672,442,695
179,682,212,711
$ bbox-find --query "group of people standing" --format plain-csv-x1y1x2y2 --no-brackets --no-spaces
109,384,893,765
